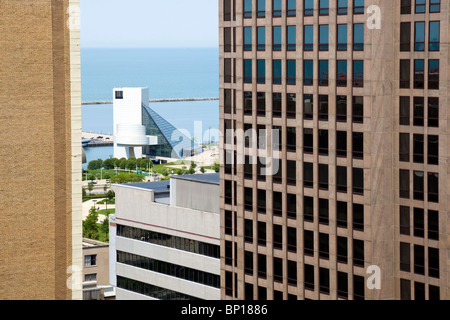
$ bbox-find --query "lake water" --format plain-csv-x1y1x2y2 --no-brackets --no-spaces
81,47,219,168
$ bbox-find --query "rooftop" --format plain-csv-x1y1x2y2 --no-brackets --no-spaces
171,173,220,185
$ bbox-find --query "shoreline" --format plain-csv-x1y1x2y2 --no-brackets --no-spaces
82,97,219,105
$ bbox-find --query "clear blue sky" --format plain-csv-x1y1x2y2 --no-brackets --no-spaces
80,0,219,48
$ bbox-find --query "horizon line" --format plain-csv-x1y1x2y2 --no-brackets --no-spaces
81,46,219,49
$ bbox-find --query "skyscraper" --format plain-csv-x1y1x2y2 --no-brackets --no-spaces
0,0,82,299
219,0,448,300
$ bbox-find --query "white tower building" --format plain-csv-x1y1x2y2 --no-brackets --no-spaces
113,87,154,159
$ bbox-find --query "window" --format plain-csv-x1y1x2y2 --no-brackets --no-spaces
415,0,425,13
337,24,348,50
400,22,411,51
428,59,439,90
401,0,411,14
287,160,296,185
257,0,265,17
304,25,314,51
273,0,282,16
413,97,424,126
413,171,424,201
257,189,266,213
353,0,364,14
319,25,329,50
257,92,266,116
413,134,424,163
428,172,439,203
115,90,123,99
85,274,97,282
337,166,347,193
304,60,313,85
244,251,253,275
400,96,410,125
352,96,363,123
85,254,97,267
273,59,282,84
353,275,365,300
319,60,329,86
287,26,296,50
428,210,439,240
337,201,348,228
428,248,440,278
337,236,348,263
413,208,424,238
273,257,283,282
270,94,281,118
319,268,330,295
258,286,267,300
225,271,233,296
257,221,266,246
243,91,252,116
337,60,348,87
303,129,313,154
353,239,365,267
400,59,410,88
273,191,282,216
428,97,439,127
429,21,440,51
318,95,328,120
415,282,425,300
401,279,411,300
287,93,296,118
352,132,363,159
244,0,252,18
413,59,424,89
288,261,297,285
319,0,329,15
304,230,314,256
244,59,252,83
399,133,410,162
337,272,348,299
353,23,364,50
303,94,313,119
337,0,348,14
318,129,328,155
430,0,441,12
244,187,253,211
304,196,314,222
414,245,425,275
258,254,267,279
429,285,440,300
414,22,425,51
244,27,252,51
225,241,233,265
352,60,364,87
257,60,265,83
319,198,329,224
319,233,329,259
399,169,410,199
400,206,410,236
336,131,347,158
225,211,232,235
225,180,232,204
257,26,266,51
286,127,296,152
273,225,282,250
273,26,282,51
428,135,438,165
287,227,297,252
304,0,314,16
287,60,296,85
336,95,347,122
287,0,296,16
353,203,364,231
304,264,315,290
353,168,364,195
400,242,411,272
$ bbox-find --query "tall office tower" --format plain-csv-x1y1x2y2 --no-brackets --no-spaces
219,0,448,300
0,0,82,299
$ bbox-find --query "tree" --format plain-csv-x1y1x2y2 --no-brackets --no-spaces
82,188,87,198
83,207,99,240
119,158,127,170
99,216,109,241
87,160,100,170
200,167,205,174
110,173,145,184
103,158,115,169
107,190,115,201
126,158,136,170
212,162,220,173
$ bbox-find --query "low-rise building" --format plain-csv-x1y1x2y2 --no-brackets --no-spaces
109,173,220,300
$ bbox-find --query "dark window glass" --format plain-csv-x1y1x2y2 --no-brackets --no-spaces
303,128,313,154
319,198,329,224
244,27,252,51
414,245,425,275
304,196,314,222
337,24,348,50
415,0,425,13
287,26,296,50
257,0,266,17
352,96,363,123
244,219,253,243
353,168,364,195
287,93,296,118
273,225,282,250
336,131,347,157
257,60,265,83
429,21,440,51
287,227,297,252
287,0,296,16
353,239,364,267
353,275,365,300
428,97,439,128
337,60,348,87
244,187,253,211
337,0,348,14
304,25,314,51
352,60,364,87
319,0,329,15
319,268,330,294
413,134,424,163
428,172,439,203
413,208,424,238
428,210,439,240
428,135,439,165
273,257,283,282
399,169,410,199
258,221,266,246
318,95,328,120
287,193,297,219
400,59,410,88
244,59,252,83
273,26,282,51
430,0,441,13
413,171,424,201
272,93,282,117
287,160,296,185
400,96,410,125
304,264,315,290
399,133,410,162
337,166,347,193
400,242,411,272
304,94,314,119
414,59,425,89
257,26,266,51
337,236,348,264
414,22,425,51
245,282,254,300
319,60,329,86
337,201,348,228
319,25,329,50
353,0,364,14
401,0,411,14
352,132,363,159
273,191,282,217
400,22,411,51
244,0,252,18
319,233,329,259
413,97,424,126
318,130,328,155
337,272,348,299
401,279,411,300
428,247,440,278
244,251,253,275
287,59,296,85
273,59,282,84
304,230,314,256
353,23,364,50
273,0,282,17
258,254,267,278
353,203,364,231
428,59,439,90
415,282,425,300
400,206,410,236
337,95,347,122
304,60,313,85
288,260,297,285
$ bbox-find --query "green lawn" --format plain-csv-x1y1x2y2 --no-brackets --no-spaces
97,208,115,216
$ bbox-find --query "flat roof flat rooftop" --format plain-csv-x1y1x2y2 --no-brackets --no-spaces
124,180,170,193
171,173,220,185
